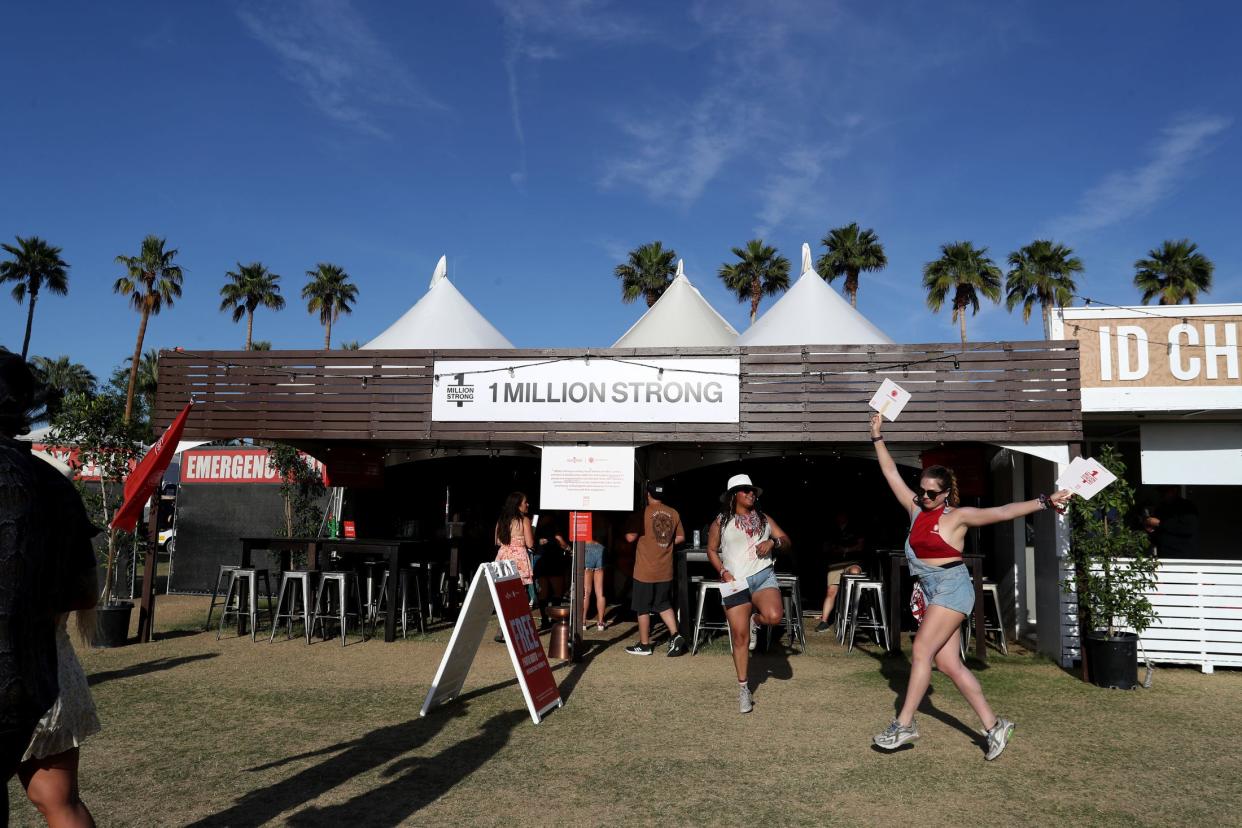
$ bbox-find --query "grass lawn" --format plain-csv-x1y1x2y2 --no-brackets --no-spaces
8,594,1242,827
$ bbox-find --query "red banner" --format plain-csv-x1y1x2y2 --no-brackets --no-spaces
570,511,593,543
112,402,193,532
181,448,328,485
495,577,561,712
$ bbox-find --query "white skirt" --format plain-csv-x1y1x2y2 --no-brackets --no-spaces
22,619,101,762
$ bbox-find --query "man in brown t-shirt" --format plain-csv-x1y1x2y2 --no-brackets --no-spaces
624,482,687,657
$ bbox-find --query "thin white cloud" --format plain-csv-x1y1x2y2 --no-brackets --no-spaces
237,0,443,138
497,0,647,187
1047,114,1230,237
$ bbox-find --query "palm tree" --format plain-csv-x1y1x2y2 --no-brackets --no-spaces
719,239,791,324
614,241,678,307
302,263,358,349
0,236,70,358
1133,239,1213,305
109,349,161,424
923,241,1003,344
817,222,886,307
31,355,96,421
250,340,272,351
220,262,285,349
114,235,183,423
1005,240,1084,328
339,340,361,350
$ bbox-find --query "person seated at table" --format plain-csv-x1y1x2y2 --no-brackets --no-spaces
582,526,609,631
816,509,865,632
868,413,1069,760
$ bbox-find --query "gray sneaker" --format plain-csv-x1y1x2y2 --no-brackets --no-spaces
738,684,754,714
748,616,759,651
873,718,919,750
985,717,1015,760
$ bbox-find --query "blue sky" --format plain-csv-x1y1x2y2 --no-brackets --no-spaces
2,1,1239,382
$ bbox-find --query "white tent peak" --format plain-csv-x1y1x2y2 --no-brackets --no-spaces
612,261,738,348
736,254,894,346
363,256,514,349
428,254,448,289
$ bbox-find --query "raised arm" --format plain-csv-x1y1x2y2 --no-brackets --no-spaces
870,413,917,514
950,491,1071,529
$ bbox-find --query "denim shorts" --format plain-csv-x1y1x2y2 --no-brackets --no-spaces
584,542,604,570
906,553,974,616
722,566,780,608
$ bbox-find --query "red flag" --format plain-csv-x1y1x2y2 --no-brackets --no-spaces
111,402,193,532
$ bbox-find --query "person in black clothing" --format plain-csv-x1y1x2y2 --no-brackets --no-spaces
1144,486,1199,558
815,509,865,632
0,351,97,824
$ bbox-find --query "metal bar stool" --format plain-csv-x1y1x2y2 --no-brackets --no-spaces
270,570,317,643
771,574,807,653
961,580,1008,656
203,565,239,630
690,581,733,655
845,579,890,653
311,571,366,645
217,568,274,641
371,567,425,638
836,572,870,644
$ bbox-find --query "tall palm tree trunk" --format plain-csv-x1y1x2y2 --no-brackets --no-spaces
124,305,151,423
324,315,332,349
20,288,37,358
847,272,858,308
750,280,761,324
246,310,254,350
958,305,968,344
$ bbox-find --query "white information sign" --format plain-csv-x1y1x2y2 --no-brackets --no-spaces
431,357,740,423
1057,457,1118,500
868,378,912,421
539,445,635,512
421,562,563,725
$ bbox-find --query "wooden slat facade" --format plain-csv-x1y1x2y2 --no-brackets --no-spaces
153,341,1082,445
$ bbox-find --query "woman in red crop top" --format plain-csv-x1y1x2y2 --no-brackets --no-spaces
868,413,1069,759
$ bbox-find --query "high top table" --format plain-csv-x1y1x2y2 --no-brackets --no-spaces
886,551,987,661
239,537,427,642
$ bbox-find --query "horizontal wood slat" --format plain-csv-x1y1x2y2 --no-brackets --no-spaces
153,341,1081,445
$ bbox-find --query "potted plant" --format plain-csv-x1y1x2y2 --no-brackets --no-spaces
1063,444,1159,688
50,390,146,647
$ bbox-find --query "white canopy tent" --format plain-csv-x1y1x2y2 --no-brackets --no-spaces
363,255,514,350
612,260,739,348
737,244,894,346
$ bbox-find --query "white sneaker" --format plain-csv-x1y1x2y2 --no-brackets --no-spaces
873,718,919,750
748,615,759,651
739,684,754,714
985,717,1015,760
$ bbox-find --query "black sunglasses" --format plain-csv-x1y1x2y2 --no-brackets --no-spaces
734,486,756,495
916,488,945,500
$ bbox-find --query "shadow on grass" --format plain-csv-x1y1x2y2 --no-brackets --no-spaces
87,653,219,687
190,622,632,826
862,644,986,748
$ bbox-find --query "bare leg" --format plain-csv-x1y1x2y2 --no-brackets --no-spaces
637,612,652,645
725,602,753,682
592,570,607,627
657,607,679,637
896,604,965,726
19,748,95,828
750,586,783,627
934,628,997,730
820,583,839,622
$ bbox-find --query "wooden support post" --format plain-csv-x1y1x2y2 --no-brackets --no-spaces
136,494,160,643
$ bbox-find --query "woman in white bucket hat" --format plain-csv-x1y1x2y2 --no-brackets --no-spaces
705,473,792,714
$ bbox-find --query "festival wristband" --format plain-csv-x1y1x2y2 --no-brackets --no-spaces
871,436,884,442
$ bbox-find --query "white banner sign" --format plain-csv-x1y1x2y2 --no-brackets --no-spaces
432,357,740,423
540,445,635,511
